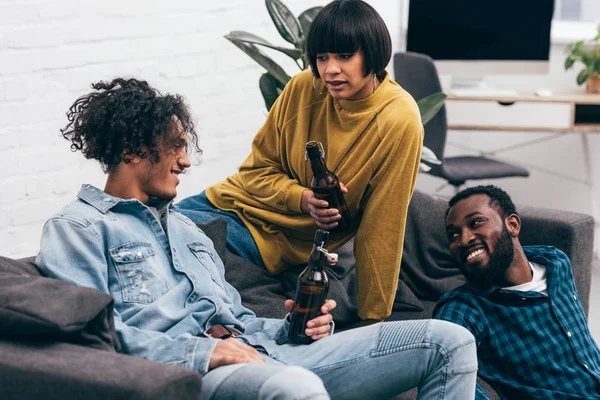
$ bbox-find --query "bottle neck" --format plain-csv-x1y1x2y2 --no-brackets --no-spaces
308,156,329,179
308,243,327,270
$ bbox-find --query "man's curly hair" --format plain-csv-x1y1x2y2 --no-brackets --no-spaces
61,78,201,172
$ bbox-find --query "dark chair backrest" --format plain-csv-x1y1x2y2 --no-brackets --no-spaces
393,52,448,161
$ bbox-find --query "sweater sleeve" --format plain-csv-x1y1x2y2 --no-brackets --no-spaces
235,79,307,214
354,110,424,321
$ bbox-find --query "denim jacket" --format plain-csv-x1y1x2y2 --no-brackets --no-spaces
36,184,287,375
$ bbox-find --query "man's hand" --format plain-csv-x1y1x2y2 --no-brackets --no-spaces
285,299,337,341
301,183,348,230
208,338,266,370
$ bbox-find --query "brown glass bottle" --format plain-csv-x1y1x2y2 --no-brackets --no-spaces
288,229,331,344
305,141,352,232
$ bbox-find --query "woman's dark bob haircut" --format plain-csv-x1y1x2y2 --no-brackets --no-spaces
307,0,392,79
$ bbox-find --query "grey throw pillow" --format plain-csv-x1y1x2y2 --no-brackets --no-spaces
0,261,120,352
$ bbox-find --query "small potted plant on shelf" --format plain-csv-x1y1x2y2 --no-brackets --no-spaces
224,0,443,171
564,24,600,93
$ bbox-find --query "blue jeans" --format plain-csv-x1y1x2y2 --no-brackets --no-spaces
177,191,265,268
201,320,477,399
201,363,329,399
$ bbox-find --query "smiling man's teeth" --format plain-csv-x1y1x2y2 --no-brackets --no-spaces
467,249,484,261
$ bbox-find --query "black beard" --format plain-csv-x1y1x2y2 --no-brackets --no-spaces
461,225,515,288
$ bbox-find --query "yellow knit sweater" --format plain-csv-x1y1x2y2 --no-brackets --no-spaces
206,70,423,320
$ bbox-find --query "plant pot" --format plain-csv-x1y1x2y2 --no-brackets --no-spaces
586,74,600,94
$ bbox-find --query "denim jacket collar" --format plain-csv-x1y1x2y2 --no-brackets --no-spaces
77,184,176,214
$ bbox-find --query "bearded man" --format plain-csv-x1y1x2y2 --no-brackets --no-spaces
435,185,600,399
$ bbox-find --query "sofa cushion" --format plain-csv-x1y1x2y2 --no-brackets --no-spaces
0,256,120,352
224,252,288,319
400,190,465,302
0,338,203,400
0,255,41,277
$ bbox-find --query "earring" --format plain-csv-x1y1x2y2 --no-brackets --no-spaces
313,76,328,95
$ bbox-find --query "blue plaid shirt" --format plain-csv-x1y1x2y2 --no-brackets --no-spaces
434,246,600,399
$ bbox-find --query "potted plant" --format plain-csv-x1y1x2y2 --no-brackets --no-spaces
564,24,600,93
225,0,443,171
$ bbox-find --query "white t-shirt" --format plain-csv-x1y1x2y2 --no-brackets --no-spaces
503,261,548,296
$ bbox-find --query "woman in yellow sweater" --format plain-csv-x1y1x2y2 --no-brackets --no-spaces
178,0,423,323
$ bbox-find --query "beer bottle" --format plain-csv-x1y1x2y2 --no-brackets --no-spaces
288,229,334,344
305,141,352,232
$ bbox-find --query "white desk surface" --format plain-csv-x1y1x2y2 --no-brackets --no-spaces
446,90,600,104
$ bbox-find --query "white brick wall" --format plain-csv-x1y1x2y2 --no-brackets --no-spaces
0,0,400,258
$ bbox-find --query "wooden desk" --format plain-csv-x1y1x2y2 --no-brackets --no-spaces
445,90,600,230
446,90,600,133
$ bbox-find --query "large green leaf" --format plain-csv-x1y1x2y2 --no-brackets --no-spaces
266,0,303,47
226,31,302,61
417,92,447,125
566,41,587,63
259,73,285,111
577,68,591,86
225,36,291,86
564,56,575,70
298,6,322,37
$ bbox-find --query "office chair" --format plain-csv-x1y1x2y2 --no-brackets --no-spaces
394,52,529,190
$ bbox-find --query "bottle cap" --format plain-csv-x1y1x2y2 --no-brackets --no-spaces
327,252,338,264
305,141,325,160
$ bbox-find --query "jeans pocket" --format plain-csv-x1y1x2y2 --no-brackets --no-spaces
110,242,169,304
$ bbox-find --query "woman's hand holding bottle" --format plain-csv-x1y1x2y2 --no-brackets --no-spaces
301,183,348,230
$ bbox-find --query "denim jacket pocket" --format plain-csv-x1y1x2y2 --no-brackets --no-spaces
187,242,225,290
110,242,169,304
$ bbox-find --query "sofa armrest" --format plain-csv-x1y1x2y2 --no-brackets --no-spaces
0,338,202,400
518,205,595,316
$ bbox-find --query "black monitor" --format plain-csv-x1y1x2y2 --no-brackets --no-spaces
406,0,555,88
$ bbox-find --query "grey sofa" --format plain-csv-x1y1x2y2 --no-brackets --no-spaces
0,189,594,400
